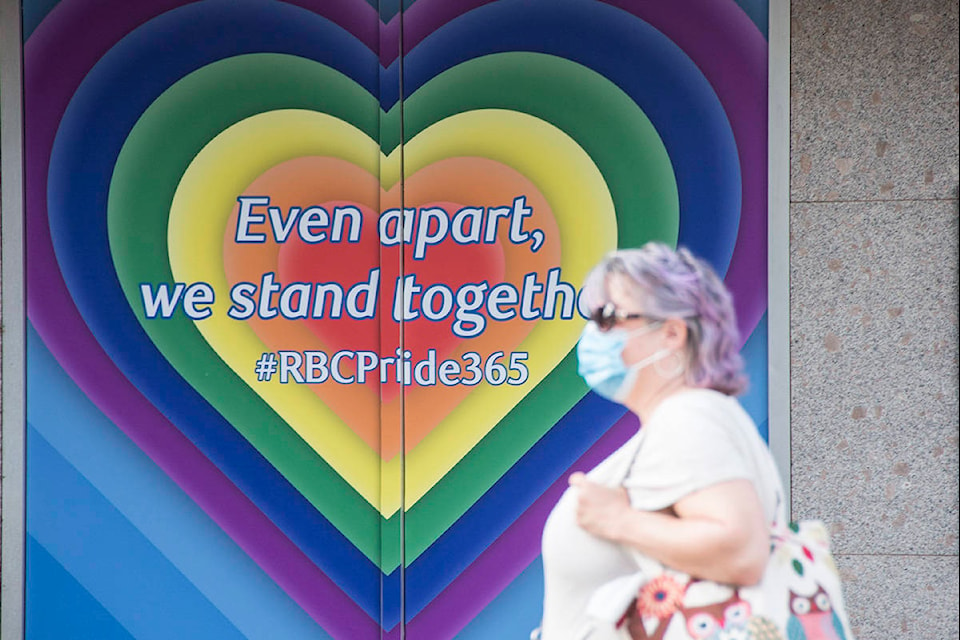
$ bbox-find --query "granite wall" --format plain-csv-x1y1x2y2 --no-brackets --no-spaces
2,0,959,637
790,1,958,638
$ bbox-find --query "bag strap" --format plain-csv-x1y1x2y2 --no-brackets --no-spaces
763,448,791,536
618,429,648,486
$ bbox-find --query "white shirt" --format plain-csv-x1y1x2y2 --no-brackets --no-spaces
539,389,784,640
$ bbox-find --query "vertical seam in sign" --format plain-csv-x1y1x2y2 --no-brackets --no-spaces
397,2,407,638
377,2,387,636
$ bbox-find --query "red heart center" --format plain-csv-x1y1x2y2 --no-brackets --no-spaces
223,155,560,458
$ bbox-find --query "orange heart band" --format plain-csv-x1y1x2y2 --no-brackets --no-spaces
226,157,552,455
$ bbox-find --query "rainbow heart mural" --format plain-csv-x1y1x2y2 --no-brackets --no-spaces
23,0,770,638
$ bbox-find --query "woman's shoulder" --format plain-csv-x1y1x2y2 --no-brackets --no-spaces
644,388,761,451
651,387,749,425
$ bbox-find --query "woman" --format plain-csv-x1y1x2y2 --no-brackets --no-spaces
538,243,784,640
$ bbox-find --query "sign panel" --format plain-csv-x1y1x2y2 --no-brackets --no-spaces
3,0,779,637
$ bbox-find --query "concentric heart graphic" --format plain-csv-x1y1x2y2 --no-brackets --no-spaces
24,0,771,637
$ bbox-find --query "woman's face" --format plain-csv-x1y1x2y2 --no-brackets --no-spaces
604,276,666,369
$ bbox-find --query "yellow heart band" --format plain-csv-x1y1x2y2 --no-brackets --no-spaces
168,108,615,516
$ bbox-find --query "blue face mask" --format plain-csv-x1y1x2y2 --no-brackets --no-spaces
576,321,670,403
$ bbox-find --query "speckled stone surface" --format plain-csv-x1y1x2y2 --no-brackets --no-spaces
791,0,959,202
791,200,959,556
835,553,959,639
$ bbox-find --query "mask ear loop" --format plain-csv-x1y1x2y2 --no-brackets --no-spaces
653,349,686,379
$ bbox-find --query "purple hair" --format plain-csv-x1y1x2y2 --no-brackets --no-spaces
581,243,748,395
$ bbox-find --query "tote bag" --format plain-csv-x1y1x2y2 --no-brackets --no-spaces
605,514,856,639
584,431,856,640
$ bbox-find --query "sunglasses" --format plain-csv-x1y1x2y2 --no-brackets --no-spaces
589,302,656,332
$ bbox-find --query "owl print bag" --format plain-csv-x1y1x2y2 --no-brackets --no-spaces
610,518,857,640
